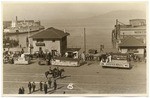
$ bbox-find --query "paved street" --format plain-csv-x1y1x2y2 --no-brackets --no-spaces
3,60,146,95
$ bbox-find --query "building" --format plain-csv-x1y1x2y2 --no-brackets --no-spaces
112,19,146,48
118,36,146,57
30,27,69,56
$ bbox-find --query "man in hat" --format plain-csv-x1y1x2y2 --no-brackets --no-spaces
54,80,57,90
18,87,22,94
44,82,48,94
28,82,32,94
32,82,36,92
39,81,43,91
48,78,52,88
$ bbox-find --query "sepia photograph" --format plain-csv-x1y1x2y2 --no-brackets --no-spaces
2,1,147,96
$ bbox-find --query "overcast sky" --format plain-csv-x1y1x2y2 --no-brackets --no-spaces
2,2,147,21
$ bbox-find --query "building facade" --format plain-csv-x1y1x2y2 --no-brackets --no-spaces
112,19,146,48
118,36,146,57
30,27,69,56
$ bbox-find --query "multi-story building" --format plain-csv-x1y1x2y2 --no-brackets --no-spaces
112,19,146,56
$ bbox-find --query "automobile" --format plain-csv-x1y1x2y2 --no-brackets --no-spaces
38,58,50,65
3,56,10,64
23,53,33,60
33,51,39,58
88,49,97,54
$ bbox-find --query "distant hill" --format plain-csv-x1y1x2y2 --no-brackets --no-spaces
73,10,146,27
42,10,146,28
88,10,146,19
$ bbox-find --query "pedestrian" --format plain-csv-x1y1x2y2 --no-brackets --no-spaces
107,54,112,62
48,52,52,65
100,45,104,52
28,82,32,94
21,87,25,94
39,81,43,91
81,51,86,62
54,80,57,90
44,82,48,94
18,87,22,94
32,82,36,92
21,48,24,54
48,78,52,88
65,52,68,57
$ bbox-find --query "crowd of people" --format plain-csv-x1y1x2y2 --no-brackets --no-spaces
127,53,142,62
18,87,25,94
18,78,57,94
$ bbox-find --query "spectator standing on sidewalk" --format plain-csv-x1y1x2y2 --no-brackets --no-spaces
44,82,48,94
54,80,57,90
39,81,43,91
48,78,52,88
21,87,25,94
18,87,22,94
32,82,36,92
28,82,32,94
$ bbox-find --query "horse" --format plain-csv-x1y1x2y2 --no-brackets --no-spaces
58,69,65,78
45,68,65,79
45,71,53,79
52,68,65,78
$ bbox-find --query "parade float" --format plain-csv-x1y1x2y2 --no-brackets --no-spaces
100,53,132,69
51,48,82,67
14,53,31,65
51,57,81,67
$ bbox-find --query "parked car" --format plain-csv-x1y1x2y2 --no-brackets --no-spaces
33,51,39,58
88,49,97,54
38,58,50,65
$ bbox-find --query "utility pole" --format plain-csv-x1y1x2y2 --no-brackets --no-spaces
116,19,118,39
27,23,31,54
84,28,86,53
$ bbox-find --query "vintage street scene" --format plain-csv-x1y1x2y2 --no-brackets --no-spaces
2,2,147,95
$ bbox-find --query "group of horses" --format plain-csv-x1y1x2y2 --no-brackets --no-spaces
45,67,65,79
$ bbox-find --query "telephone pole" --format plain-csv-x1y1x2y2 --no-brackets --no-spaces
84,28,86,53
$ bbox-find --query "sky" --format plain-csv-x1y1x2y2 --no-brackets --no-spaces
2,2,147,21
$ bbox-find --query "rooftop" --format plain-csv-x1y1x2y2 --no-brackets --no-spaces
30,27,69,40
119,36,146,47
